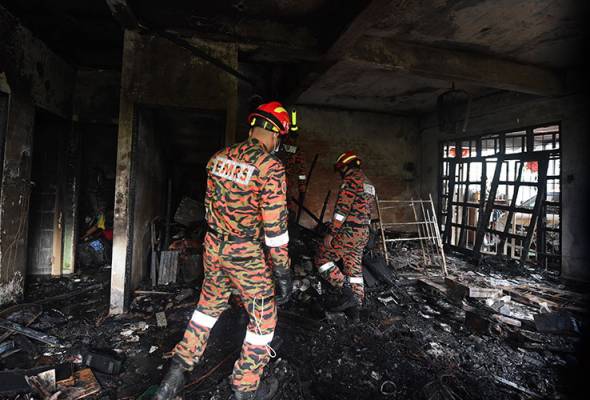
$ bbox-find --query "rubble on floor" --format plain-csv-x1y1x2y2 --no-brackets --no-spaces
0,239,587,399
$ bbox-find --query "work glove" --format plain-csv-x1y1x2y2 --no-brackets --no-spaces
274,266,292,305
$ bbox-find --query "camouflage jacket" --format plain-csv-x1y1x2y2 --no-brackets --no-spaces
205,137,290,270
277,143,307,194
331,168,375,233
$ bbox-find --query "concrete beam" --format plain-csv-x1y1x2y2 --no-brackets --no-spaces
326,0,393,60
348,37,567,97
286,0,392,102
105,0,140,30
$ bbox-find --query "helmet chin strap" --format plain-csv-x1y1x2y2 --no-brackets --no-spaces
270,133,282,154
339,165,350,178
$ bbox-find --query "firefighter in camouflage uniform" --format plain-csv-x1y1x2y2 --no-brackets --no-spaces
315,151,375,316
276,111,307,219
155,102,293,400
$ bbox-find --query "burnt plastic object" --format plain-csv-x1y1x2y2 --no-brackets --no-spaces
83,349,124,375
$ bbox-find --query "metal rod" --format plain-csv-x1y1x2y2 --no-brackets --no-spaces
379,200,434,203
385,237,438,242
410,199,428,267
425,209,440,265
375,194,389,264
426,210,438,246
415,201,433,265
318,190,331,224
422,203,437,264
419,201,432,243
381,221,434,226
429,194,448,276
378,206,417,211
291,197,321,224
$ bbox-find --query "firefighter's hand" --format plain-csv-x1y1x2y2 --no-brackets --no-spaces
274,267,292,305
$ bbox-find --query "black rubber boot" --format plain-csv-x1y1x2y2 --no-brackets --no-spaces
238,306,250,327
329,284,360,312
154,359,187,400
231,376,279,400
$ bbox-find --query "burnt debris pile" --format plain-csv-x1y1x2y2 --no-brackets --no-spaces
0,230,587,399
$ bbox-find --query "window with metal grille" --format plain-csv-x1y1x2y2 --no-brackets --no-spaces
438,123,561,271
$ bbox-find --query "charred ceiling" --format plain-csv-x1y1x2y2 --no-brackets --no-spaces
0,0,585,113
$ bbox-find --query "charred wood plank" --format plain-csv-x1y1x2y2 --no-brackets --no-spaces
0,319,67,348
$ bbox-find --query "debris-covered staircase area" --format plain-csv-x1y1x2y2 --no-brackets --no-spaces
0,233,587,399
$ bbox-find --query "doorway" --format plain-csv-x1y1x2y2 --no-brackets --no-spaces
125,105,226,289
27,109,69,276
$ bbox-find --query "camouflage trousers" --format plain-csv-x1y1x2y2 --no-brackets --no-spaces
315,225,369,303
173,232,277,393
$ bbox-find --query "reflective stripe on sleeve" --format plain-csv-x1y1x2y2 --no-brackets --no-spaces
191,311,218,329
265,231,289,247
348,276,364,285
319,261,336,273
333,213,346,222
363,183,376,196
298,175,306,180
245,330,274,346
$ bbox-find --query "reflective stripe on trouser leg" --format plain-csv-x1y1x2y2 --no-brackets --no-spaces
173,234,231,370
315,234,347,288
317,260,345,288
318,261,335,273
231,296,277,393
348,276,364,285
348,276,365,303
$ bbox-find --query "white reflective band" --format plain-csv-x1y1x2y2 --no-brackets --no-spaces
319,261,336,273
298,175,306,180
265,231,289,247
191,311,218,329
245,331,274,346
334,213,346,222
363,183,376,196
348,276,364,284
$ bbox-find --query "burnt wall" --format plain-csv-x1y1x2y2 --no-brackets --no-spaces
420,92,590,282
110,30,238,313
130,109,165,289
0,5,75,304
295,106,421,228
73,69,121,125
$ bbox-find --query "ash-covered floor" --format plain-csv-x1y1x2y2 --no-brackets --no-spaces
1,235,587,399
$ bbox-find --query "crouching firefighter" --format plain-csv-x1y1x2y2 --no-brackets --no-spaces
315,151,375,316
155,101,293,400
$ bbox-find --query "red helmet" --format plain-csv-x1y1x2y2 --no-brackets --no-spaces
248,101,291,135
335,151,361,170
